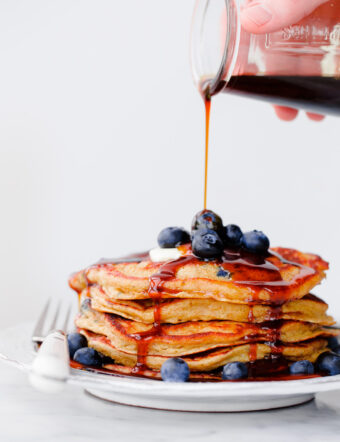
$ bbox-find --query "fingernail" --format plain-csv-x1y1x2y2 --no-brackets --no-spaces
242,4,272,27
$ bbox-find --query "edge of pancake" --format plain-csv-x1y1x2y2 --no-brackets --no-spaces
87,287,335,325
75,306,339,358
81,329,329,371
70,247,328,304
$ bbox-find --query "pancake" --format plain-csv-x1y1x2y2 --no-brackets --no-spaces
80,329,329,371
69,247,328,304
86,288,335,326
69,245,338,377
76,304,339,358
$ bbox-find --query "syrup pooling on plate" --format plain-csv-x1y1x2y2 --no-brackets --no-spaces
70,354,322,383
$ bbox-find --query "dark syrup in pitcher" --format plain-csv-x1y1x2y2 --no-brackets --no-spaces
209,75,340,116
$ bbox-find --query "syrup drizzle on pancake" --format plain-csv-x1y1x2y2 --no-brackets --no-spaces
219,248,316,304
124,249,317,375
248,305,255,322
81,246,318,306
249,343,257,363
77,246,321,378
131,256,198,374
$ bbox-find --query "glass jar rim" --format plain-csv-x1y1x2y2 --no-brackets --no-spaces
190,0,241,96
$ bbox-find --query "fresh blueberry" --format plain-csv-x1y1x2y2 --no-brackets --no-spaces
328,336,339,351
289,360,314,375
241,230,270,254
157,227,190,248
67,333,88,359
224,224,243,247
161,358,190,382
217,268,230,278
316,352,340,376
73,347,102,368
222,362,248,380
192,228,224,260
191,210,223,234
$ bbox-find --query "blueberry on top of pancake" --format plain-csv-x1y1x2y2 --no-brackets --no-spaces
191,209,223,235
158,227,190,248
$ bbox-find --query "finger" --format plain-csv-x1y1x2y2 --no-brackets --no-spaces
274,105,299,121
241,0,329,34
306,112,325,121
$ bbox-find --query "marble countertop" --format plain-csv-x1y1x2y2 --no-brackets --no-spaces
1,362,340,442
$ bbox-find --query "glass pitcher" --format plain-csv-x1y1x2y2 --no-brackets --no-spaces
191,0,340,115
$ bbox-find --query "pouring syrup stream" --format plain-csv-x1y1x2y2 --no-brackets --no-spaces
203,96,211,209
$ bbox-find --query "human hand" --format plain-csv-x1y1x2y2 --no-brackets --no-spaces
240,0,329,121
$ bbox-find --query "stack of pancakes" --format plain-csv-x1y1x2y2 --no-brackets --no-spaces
69,246,339,379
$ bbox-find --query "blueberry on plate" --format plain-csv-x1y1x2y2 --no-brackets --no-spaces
157,227,190,248
222,362,248,380
316,352,340,376
241,230,270,254
191,210,223,234
289,360,314,375
327,336,339,351
192,228,224,260
161,358,190,382
224,224,243,247
67,333,88,359
73,347,102,368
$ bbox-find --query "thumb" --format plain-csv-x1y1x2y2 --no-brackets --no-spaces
240,0,329,34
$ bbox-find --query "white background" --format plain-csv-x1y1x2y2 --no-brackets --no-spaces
0,0,339,328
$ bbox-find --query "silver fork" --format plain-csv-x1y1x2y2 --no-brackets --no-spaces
32,298,73,346
29,298,74,393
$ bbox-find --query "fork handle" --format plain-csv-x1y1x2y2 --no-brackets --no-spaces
29,330,70,393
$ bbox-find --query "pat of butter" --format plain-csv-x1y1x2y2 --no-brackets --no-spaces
149,247,182,262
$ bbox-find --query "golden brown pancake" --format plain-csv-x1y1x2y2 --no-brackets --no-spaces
76,305,339,358
86,288,335,326
69,247,328,304
80,329,329,371
69,246,339,376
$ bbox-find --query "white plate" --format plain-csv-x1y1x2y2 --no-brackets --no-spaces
1,322,340,412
